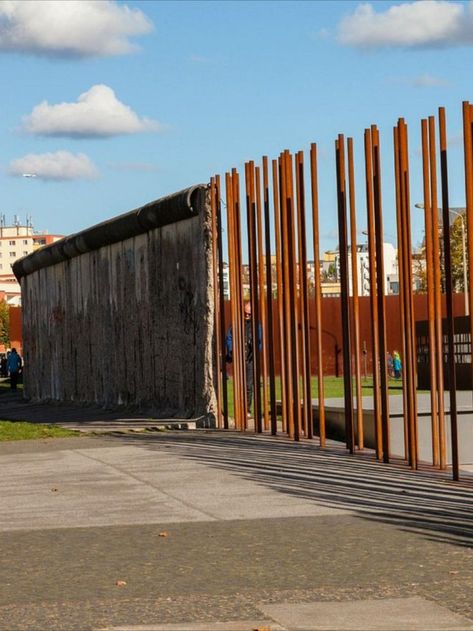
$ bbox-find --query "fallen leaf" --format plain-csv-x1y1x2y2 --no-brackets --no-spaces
253,627,271,631
116,580,127,587
449,570,460,575
159,531,168,537
50,488,58,492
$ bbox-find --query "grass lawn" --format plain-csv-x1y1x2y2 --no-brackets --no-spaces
0,379,80,441
0,420,79,441
222,375,405,419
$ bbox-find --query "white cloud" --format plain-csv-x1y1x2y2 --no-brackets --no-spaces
8,151,98,181
0,0,153,57
411,73,448,87
338,1,473,49
22,85,161,138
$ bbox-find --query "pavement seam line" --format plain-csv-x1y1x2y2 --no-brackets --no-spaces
73,447,221,522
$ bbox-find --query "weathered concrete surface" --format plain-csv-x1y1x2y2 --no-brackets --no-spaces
18,187,216,420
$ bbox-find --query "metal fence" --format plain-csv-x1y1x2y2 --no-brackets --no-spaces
210,101,473,482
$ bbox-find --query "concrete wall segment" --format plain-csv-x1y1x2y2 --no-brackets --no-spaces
20,185,216,422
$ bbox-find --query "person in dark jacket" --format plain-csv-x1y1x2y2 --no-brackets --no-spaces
7,348,22,390
225,302,262,416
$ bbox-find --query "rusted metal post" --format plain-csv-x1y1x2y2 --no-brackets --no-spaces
210,177,223,429
421,120,440,466
215,175,229,429
463,102,473,412
227,171,246,430
371,126,390,462
398,119,418,468
310,143,326,446
280,153,295,437
255,166,269,430
438,107,460,481
296,150,313,438
284,150,301,440
365,129,383,460
393,126,410,462
263,157,278,435
347,138,364,449
246,162,263,432
273,158,287,434
428,116,447,469
336,136,355,453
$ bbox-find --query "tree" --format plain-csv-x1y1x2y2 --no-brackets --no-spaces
412,214,466,294
450,215,467,292
0,300,9,348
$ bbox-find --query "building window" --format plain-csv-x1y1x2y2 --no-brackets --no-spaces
23,240,28,245
23,251,28,255
0,264,2,269
10,252,16,257
9,240,15,245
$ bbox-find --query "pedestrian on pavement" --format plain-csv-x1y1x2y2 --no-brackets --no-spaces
7,348,22,390
225,301,262,417
393,350,402,380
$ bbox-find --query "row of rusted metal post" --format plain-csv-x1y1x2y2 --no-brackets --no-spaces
210,101,473,482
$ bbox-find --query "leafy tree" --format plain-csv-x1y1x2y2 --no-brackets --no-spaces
412,214,466,294
450,215,467,292
0,300,9,348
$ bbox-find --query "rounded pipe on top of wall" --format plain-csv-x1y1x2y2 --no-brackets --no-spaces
12,184,206,280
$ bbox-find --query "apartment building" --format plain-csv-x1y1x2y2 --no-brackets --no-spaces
0,217,63,305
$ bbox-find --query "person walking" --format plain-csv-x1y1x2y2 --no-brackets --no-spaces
393,350,402,380
7,348,22,391
225,302,261,417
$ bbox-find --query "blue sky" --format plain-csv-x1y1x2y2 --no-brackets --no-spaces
1,0,473,256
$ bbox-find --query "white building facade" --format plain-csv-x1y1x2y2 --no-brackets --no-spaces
0,218,63,305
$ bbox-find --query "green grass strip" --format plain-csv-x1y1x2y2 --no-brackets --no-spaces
0,420,80,441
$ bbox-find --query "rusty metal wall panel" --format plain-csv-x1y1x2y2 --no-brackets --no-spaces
21,189,216,421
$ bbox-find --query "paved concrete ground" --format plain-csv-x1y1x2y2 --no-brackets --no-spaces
1,394,473,630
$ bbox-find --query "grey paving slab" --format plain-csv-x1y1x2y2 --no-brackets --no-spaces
0,431,473,631
0,440,348,532
259,597,473,630
98,622,286,631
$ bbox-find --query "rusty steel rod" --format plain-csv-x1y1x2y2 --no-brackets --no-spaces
246,161,263,432
336,136,355,453
421,119,440,466
284,150,301,440
393,127,409,461
226,171,244,430
365,129,383,460
215,175,229,429
210,177,223,429
438,107,460,481
280,152,295,437
463,102,473,408
371,126,390,462
233,168,248,431
310,143,326,446
296,150,313,438
255,166,270,430
263,157,278,435
347,137,364,449
398,119,419,468
396,122,415,464
428,116,447,469
273,158,287,434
